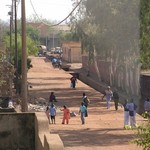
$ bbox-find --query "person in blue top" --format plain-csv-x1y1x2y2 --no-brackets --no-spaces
49,104,57,124
102,86,113,109
79,102,87,125
52,58,57,68
127,98,137,127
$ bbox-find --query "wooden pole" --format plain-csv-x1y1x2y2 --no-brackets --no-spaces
21,0,28,112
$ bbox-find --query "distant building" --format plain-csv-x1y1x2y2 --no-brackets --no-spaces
27,22,71,50
62,41,82,63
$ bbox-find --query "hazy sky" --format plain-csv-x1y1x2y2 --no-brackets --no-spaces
0,0,73,23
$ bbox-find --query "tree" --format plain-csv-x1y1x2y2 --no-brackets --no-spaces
133,112,150,150
4,25,39,76
70,0,141,97
140,0,150,70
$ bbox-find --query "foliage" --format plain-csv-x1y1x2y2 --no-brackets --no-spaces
4,25,39,75
133,112,150,150
17,58,32,76
71,0,150,70
140,0,150,70
70,0,142,97
58,29,80,44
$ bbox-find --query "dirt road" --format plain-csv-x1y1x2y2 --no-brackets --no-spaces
28,56,144,150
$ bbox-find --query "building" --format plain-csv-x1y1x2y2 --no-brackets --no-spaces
62,41,82,63
27,22,71,50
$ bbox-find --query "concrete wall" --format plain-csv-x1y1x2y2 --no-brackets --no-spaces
0,113,35,150
62,42,82,63
34,112,64,150
0,112,64,150
80,61,150,114
140,74,150,113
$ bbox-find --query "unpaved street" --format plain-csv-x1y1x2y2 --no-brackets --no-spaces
28,56,144,150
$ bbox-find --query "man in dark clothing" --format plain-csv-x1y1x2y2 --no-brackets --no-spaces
113,90,119,110
70,75,77,89
49,92,57,103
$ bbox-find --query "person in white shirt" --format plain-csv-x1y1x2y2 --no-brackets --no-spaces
123,99,129,127
102,86,113,109
127,98,137,127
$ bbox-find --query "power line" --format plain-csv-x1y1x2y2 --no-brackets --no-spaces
29,0,83,27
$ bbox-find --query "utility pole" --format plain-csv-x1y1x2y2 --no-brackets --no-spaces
14,0,19,94
21,0,28,112
9,13,12,63
7,0,13,63
8,11,12,63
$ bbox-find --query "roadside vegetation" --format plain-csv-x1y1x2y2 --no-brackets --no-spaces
133,112,150,150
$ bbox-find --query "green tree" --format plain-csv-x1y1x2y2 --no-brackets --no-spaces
70,0,141,97
133,112,150,150
4,25,39,76
140,0,150,70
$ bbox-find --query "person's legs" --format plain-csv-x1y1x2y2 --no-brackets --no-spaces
114,100,118,110
53,116,56,124
62,117,65,124
72,82,75,88
66,118,69,124
51,116,53,124
133,111,136,126
124,111,129,126
81,112,85,124
129,116,134,127
106,100,110,109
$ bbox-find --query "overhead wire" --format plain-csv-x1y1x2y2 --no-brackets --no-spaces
29,0,83,27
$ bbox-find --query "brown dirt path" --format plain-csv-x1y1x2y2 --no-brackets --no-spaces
28,56,144,150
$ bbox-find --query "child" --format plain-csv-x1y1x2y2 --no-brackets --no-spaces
49,92,57,103
60,105,70,124
79,102,87,125
45,106,50,124
49,104,56,124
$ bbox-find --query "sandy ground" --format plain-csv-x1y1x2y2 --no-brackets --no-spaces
28,56,145,150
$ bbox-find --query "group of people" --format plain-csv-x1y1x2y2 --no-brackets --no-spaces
102,86,119,110
46,103,71,125
79,93,90,124
102,86,138,128
45,91,90,125
46,84,142,128
123,99,137,128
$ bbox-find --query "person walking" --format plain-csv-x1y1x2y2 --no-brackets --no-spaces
60,105,70,124
102,86,113,109
45,106,50,124
49,92,57,103
79,102,87,125
82,92,90,117
49,103,57,124
112,89,119,110
70,75,77,89
82,92,90,108
128,98,137,127
123,99,129,128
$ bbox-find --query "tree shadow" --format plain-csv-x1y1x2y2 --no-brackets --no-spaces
51,128,137,147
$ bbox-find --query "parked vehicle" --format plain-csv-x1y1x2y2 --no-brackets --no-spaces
54,47,62,54
50,48,55,54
